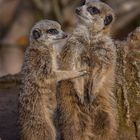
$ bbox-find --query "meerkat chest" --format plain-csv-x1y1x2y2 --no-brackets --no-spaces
69,46,84,70
73,50,88,70
80,48,91,69
88,41,112,66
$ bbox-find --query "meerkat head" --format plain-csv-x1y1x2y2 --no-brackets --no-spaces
30,20,67,46
75,0,115,32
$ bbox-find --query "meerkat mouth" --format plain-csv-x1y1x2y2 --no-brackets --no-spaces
53,35,68,40
53,37,66,41
77,14,88,21
53,38,63,41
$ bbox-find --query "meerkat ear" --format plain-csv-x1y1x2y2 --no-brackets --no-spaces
32,29,41,40
104,14,113,26
80,0,86,5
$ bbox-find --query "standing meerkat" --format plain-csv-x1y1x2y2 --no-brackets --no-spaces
19,19,87,140
57,1,117,140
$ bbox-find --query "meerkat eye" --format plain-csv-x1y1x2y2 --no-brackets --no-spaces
87,7,100,15
47,29,59,35
32,29,41,40
104,15,113,26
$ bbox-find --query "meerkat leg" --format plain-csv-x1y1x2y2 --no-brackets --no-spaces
54,70,87,82
89,68,116,139
36,70,87,86
56,81,84,140
72,78,85,103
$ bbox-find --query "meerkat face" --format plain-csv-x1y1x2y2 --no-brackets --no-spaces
30,20,67,46
75,0,115,32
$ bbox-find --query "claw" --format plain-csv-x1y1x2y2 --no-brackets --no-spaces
76,94,84,104
80,70,89,77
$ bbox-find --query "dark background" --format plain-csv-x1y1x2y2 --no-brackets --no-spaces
0,0,140,76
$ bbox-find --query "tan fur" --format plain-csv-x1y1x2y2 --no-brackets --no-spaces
57,1,117,140
18,20,86,140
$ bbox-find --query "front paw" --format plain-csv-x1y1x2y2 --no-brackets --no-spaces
75,94,84,104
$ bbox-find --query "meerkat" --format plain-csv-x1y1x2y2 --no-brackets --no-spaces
18,19,87,140
57,1,117,140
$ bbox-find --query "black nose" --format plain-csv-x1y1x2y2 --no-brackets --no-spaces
63,34,68,39
75,8,81,15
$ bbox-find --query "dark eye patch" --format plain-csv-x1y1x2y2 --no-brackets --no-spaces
87,7,100,15
32,29,41,40
47,29,59,35
104,15,113,26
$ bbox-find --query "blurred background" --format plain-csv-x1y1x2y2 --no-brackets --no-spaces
0,0,140,76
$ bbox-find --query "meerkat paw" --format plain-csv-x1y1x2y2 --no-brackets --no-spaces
67,70,89,80
76,94,85,104
79,70,89,77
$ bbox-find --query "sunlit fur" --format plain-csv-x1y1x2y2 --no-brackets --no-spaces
19,20,69,140
57,1,117,140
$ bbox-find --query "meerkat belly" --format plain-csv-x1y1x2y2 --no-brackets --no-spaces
40,83,56,111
